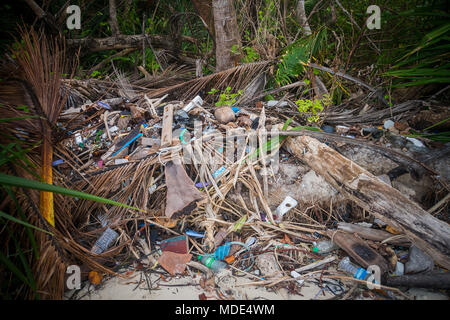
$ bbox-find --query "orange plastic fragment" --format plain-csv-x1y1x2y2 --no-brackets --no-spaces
88,271,103,285
224,255,235,264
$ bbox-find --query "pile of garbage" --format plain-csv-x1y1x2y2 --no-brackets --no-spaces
56,78,449,301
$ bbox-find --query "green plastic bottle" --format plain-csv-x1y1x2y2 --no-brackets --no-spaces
198,255,227,272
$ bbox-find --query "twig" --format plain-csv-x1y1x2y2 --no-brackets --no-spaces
428,193,450,214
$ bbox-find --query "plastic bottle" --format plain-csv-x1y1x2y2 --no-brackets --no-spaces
198,255,227,272
312,240,339,254
338,257,368,280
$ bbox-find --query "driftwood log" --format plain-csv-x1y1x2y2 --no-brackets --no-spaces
283,134,450,269
385,272,450,289
328,230,389,273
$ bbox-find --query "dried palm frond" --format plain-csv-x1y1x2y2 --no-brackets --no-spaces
71,157,161,223
0,27,81,300
112,63,136,100
141,61,272,102
133,64,195,88
10,27,72,227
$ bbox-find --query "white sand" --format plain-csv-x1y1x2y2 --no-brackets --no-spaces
69,269,335,300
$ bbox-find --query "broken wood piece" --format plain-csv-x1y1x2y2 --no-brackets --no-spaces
293,255,337,273
276,129,434,180
186,261,213,279
283,134,450,269
136,238,157,266
338,222,411,246
328,230,389,274
160,103,174,148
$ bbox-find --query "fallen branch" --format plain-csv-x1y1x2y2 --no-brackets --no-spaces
88,48,136,75
338,222,411,246
282,134,450,269
276,128,435,181
385,272,450,289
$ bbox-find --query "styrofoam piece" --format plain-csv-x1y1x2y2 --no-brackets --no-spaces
183,95,203,113
290,270,305,285
114,158,129,165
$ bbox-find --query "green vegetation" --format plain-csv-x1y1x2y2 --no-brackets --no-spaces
295,94,332,123
208,87,243,107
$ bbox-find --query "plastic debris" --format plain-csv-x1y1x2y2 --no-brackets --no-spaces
185,229,205,238
274,196,298,221
214,243,231,260
158,252,192,275
383,120,395,129
312,240,339,254
338,256,369,280
321,125,334,133
405,245,434,274
52,159,64,166
88,271,103,285
198,255,227,272
91,227,119,254
183,95,203,113
160,235,189,254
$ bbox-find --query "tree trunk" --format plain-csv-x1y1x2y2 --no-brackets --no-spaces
212,0,241,71
296,0,312,36
67,34,197,64
109,0,121,36
192,0,215,38
282,134,450,270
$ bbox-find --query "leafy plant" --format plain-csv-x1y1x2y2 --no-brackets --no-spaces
208,86,243,106
295,94,332,123
383,22,450,87
275,28,327,86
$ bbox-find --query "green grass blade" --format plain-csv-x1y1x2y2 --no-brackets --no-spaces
424,117,450,131
0,173,144,212
0,116,40,122
3,186,43,257
0,250,31,287
0,210,52,235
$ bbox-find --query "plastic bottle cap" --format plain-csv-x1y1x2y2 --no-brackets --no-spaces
312,246,319,253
